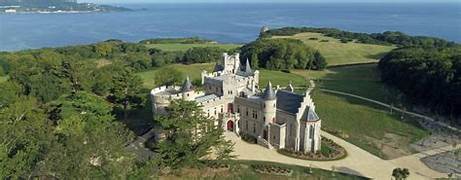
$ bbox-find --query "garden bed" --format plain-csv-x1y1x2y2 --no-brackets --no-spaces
251,164,293,176
278,137,347,161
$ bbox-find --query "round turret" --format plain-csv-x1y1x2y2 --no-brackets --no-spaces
262,82,277,125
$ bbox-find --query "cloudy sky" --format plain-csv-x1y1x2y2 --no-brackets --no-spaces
83,0,461,4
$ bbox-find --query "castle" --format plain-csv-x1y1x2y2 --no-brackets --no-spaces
150,53,322,153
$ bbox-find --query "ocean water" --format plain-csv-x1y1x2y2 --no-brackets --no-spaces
0,3,460,51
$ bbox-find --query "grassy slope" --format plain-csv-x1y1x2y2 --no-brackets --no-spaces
145,43,241,51
272,32,395,66
314,91,428,159
137,63,214,89
137,64,428,159
293,64,399,103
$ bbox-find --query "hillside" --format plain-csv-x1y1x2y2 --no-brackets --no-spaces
272,32,395,66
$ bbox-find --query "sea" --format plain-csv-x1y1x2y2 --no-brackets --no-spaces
0,3,460,51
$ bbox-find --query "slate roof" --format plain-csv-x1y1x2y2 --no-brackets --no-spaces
276,90,303,114
181,76,193,92
263,82,276,100
195,94,218,103
307,108,320,122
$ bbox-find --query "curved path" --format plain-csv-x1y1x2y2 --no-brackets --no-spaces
320,88,461,133
225,131,455,179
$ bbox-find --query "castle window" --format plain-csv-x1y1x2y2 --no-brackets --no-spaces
310,125,315,139
246,108,249,116
237,106,240,113
245,121,248,130
253,123,256,133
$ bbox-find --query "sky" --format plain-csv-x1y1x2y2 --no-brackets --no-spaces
83,0,461,4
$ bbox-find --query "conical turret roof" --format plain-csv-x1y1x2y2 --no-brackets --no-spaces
244,58,253,75
286,82,294,92
181,76,193,92
263,81,276,100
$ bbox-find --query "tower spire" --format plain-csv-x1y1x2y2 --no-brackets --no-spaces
263,81,276,100
245,58,253,75
181,76,193,92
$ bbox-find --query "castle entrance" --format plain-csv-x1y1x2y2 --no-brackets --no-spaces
227,120,234,132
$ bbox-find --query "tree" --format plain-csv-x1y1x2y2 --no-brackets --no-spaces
312,51,327,70
0,97,53,179
392,168,410,180
109,64,144,120
41,92,137,179
153,100,234,170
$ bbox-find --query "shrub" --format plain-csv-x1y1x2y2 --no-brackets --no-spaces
239,132,257,144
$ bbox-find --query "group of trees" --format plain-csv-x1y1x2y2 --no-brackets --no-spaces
261,27,457,48
0,39,233,76
0,45,233,178
379,46,461,124
240,38,327,70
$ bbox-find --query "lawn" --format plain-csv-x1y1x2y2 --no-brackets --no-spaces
160,160,367,180
314,90,429,159
272,32,395,66
136,63,214,89
144,43,241,52
293,64,400,103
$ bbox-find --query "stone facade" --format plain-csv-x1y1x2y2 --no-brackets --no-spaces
150,53,322,153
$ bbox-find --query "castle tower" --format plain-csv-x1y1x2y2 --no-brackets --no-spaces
181,76,194,101
222,53,240,74
262,81,277,125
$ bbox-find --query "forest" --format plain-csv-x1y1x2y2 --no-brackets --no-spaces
0,39,234,178
379,46,461,124
240,38,327,70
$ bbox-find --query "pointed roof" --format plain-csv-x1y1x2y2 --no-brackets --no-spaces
181,76,193,92
263,81,276,100
245,58,253,75
286,82,294,92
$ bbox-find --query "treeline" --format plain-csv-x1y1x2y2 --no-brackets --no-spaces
261,27,457,48
379,47,461,124
139,37,215,44
240,38,327,70
0,39,234,75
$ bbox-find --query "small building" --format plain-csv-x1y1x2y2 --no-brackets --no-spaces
5,9,16,13
150,53,322,153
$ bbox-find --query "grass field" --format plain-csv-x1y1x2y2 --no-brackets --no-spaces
160,160,366,180
293,64,400,103
144,43,241,51
314,91,429,159
272,32,395,66
137,63,214,89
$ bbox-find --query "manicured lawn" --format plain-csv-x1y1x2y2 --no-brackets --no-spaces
160,160,367,180
259,69,306,88
145,43,241,52
272,32,395,66
136,63,214,89
313,90,429,159
293,64,400,103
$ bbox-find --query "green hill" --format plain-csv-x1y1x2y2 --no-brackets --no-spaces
272,32,395,66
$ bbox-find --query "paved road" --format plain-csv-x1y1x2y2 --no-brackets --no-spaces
225,131,455,179
320,88,461,133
